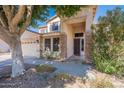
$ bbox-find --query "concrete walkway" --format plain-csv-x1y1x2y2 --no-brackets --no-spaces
0,54,91,77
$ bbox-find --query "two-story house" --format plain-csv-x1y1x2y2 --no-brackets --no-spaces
39,6,97,63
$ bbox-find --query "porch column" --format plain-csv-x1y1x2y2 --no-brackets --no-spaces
60,33,67,60
84,11,93,63
51,37,53,52
40,36,44,57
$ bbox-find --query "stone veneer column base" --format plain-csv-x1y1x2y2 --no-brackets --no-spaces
60,33,67,60
84,31,93,63
39,36,44,57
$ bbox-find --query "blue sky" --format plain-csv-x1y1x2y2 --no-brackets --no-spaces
94,5,124,23
30,5,124,32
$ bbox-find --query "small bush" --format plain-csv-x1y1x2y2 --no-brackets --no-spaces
93,56,115,74
115,61,124,77
90,78,114,88
42,48,60,60
35,64,56,73
93,54,124,76
54,73,72,80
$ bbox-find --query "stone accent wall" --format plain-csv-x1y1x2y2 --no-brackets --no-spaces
84,31,93,63
40,36,44,57
60,33,67,60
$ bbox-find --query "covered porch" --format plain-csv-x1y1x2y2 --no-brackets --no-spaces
61,11,93,63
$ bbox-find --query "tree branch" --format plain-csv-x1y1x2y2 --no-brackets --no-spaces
0,12,8,28
2,6,12,24
11,6,14,16
11,5,26,32
0,17,6,27
0,26,14,45
19,6,32,35
0,25,13,37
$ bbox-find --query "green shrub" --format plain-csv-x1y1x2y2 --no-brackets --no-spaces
90,78,114,88
42,48,60,60
93,52,124,76
92,7,124,77
35,64,56,73
115,61,124,77
93,55,113,74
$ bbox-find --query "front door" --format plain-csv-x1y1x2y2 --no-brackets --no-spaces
74,38,80,56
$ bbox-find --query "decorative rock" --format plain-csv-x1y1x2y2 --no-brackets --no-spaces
83,70,96,81
26,68,37,74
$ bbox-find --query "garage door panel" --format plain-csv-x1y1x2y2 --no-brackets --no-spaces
22,43,40,58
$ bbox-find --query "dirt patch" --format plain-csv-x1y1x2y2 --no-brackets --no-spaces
0,68,48,88
0,63,36,79
88,69,124,88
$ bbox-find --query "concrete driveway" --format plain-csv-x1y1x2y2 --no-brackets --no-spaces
0,53,91,77
0,53,11,67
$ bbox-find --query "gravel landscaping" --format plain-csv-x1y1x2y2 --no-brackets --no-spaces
0,68,83,88
0,54,124,88
0,68,124,88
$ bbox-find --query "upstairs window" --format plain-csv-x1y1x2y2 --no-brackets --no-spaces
50,22,60,32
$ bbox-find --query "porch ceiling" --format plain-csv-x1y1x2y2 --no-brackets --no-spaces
40,32,65,37
71,22,85,28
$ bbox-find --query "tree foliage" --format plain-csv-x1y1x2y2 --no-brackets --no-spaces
92,7,124,76
30,5,85,27
52,5,82,17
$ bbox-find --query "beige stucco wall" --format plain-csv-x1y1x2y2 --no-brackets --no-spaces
47,17,60,32
61,23,74,58
39,27,47,33
72,23,85,34
21,30,40,58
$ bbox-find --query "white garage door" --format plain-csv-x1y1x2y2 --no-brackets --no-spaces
22,43,40,58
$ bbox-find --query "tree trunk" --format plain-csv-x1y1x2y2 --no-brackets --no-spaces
10,36,25,77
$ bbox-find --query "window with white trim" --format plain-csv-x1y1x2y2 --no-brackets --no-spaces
50,21,60,32
53,38,60,51
45,38,51,50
